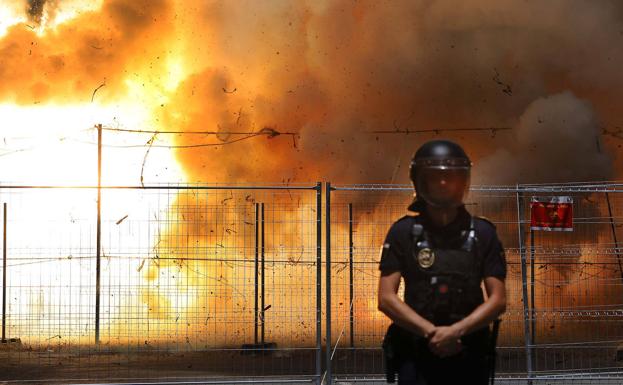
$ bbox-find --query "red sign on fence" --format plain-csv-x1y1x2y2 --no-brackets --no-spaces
530,196,573,231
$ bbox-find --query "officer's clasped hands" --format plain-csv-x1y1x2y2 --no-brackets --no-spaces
427,324,463,358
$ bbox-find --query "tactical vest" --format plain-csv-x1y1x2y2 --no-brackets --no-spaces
405,216,485,326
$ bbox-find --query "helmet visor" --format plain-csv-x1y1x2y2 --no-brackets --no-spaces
416,166,470,208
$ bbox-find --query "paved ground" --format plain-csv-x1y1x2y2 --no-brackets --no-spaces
0,344,621,384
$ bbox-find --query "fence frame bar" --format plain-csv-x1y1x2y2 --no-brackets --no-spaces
348,202,355,348
517,189,534,381
315,182,323,385
2,202,6,343
325,182,333,385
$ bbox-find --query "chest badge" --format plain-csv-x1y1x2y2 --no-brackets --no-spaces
417,248,435,268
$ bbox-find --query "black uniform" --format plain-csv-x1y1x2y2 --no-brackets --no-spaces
379,202,506,385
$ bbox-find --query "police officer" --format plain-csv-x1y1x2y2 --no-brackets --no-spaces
378,139,507,384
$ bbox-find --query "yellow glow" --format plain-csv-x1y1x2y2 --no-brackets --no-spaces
159,267,198,315
0,0,212,344
0,101,186,342
0,3,24,38
164,56,187,92
0,102,184,185
48,0,104,29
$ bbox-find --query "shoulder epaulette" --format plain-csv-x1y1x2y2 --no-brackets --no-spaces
394,212,419,224
474,215,496,228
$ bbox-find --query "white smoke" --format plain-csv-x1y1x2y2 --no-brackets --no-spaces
473,92,613,185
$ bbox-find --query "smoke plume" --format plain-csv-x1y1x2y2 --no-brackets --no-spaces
474,92,613,185
1,0,622,348
1,0,174,104
2,0,622,183
26,0,46,24
165,0,622,184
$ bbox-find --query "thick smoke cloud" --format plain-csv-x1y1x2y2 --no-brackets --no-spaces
0,0,173,104
26,0,47,24
474,92,613,184
166,0,622,184
1,0,622,183
1,0,621,346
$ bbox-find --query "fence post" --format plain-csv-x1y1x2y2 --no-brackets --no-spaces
260,202,265,344
2,202,6,343
325,182,332,385
254,202,259,345
315,182,323,385
348,202,354,348
517,188,533,382
95,123,102,345
530,229,536,354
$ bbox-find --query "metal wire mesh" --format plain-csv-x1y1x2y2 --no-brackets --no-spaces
0,185,322,383
518,190,623,374
333,374,623,385
328,184,623,382
0,182,621,384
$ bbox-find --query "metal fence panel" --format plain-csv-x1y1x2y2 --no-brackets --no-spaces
328,184,623,383
516,189,623,375
0,184,322,384
0,182,621,384
332,374,623,385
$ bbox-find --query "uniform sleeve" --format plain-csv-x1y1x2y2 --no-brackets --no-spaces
481,230,507,280
378,223,406,274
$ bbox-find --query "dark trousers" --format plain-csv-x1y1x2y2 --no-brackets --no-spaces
397,350,489,385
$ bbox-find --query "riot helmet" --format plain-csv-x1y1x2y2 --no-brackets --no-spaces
409,140,471,208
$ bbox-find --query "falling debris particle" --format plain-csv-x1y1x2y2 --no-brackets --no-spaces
236,107,243,125
137,259,146,272
46,335,62,340
263,305,271,311
492,69,512,96
115,214,129,225
141,133,158,187
222,87,237,93
91,82,106,102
